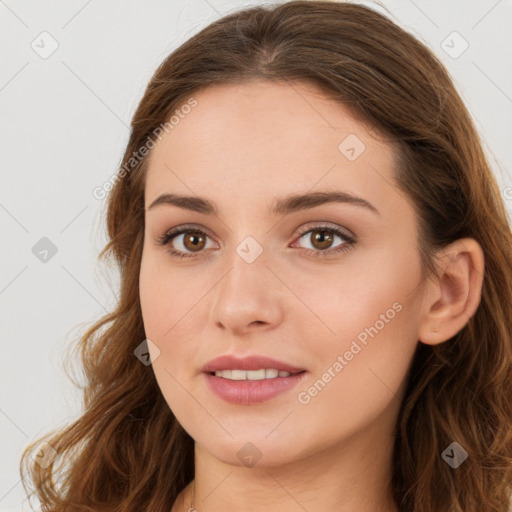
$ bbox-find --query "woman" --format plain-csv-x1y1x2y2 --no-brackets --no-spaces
20,1,512,511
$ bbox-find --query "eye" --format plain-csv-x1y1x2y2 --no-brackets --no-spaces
291,223,355,259
156,222,356,260
156,224,215,260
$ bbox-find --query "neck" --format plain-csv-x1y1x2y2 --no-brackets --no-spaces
179,416,399,512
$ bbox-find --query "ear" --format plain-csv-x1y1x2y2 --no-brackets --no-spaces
418,238,485,345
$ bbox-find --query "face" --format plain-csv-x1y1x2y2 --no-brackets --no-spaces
139,80,426,467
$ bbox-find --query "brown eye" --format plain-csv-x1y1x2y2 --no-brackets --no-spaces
157,226,214,259
296,227,345,252
308,229,335,251
292,224,356,259
182,232,206,252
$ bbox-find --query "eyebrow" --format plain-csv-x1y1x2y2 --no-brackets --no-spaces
146,190,380,217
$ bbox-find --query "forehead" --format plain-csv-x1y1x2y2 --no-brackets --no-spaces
144,80,401,218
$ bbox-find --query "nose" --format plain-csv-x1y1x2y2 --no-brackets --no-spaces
210,241,286,336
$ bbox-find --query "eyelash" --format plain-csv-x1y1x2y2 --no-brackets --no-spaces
156,223,356,260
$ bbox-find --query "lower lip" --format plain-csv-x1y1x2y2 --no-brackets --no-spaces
204,371,308,404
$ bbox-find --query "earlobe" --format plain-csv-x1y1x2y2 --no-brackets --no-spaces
418,238,485,346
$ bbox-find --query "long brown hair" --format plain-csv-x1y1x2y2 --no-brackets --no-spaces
20,1,512,511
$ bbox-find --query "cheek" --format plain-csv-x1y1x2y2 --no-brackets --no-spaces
139,255,201,420
139,257,167,338
292,300,420,450
139,249,205,339
289,242,420,343
139,250,214,393
296,309,418,436
293,249,422,425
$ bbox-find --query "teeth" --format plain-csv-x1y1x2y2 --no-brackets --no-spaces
213,368,293,380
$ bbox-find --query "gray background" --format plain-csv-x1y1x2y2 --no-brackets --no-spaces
1,0,511,510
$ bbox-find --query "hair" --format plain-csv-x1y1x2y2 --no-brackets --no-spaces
20,1,512,511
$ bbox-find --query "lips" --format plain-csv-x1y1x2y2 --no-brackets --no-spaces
201,354,306,374
203,371,308,404
201,354,307,405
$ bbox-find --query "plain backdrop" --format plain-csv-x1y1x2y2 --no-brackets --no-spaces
1,0,511,510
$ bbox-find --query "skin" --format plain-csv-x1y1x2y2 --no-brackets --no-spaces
138,80,484,512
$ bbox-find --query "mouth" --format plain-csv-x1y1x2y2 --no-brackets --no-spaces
206,368,306,380
201,354,307,404
203,368,308,405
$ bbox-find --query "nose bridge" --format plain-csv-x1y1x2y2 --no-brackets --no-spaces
218,205,272,272
212,200,288,288
221,231,271,295
210,226,285,329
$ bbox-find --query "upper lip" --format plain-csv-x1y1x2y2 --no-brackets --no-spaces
202,355,306,374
